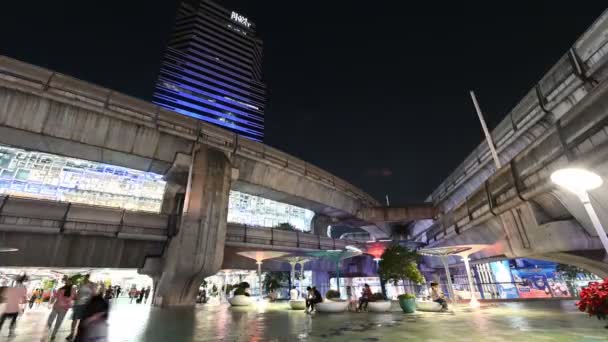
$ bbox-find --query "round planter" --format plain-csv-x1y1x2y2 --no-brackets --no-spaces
228,295,252,306
367,300,391,312
289,299,306,310
316,300,349,313
398,297,416,313
416,300,442,312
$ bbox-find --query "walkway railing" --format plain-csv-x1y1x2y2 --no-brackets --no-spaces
0,195,169,241
0,195,360,250
225,224,361,250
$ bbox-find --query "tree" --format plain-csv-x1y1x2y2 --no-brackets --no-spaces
377,245,424,295
263,271,289,293
274,222,296,231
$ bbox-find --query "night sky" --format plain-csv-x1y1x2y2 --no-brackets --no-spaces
1,1,605,204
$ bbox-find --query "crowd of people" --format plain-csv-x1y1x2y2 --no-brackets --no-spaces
0,274,153,340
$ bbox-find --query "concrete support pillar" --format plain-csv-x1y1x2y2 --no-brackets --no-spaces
160,182,183,215
312,214,332,237
440,256,456,304
154,146,232,307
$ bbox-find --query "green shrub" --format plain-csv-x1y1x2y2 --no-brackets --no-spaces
370,292,386,301
325,289,341,300
398,293,416,300
233,287,247,296
231,282,251,296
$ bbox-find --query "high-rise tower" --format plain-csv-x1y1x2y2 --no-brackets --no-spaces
154,0,266,141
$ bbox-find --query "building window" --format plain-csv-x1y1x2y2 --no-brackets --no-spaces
227,190,314,231
0,145,166,213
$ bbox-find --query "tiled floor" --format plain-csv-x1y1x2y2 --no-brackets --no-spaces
1,299,606,341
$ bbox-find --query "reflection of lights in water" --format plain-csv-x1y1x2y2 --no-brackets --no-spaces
255,298,269,311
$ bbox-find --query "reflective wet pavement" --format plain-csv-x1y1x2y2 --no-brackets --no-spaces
2,299,606,341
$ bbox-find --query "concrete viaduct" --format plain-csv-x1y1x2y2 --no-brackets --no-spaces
0,55,435,305
412,10,608,278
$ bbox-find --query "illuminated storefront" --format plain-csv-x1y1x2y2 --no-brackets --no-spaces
227,191,314,231
0,145,315,231
0,145,166,212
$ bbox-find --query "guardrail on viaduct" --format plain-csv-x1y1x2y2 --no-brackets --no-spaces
0,195,359,250
430,10,608,211
421,71,608,244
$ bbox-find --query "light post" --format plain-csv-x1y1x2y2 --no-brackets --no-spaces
551,168,608,255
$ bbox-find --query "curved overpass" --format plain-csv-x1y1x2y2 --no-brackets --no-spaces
0,196,360,268
0,56,379,221
415,10,608,277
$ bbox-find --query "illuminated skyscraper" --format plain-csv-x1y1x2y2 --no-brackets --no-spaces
154,0,266,141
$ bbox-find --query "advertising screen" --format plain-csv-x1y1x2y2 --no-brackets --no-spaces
489,261,519,299
511,268,552,298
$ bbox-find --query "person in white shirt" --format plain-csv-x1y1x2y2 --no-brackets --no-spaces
289,286,299,300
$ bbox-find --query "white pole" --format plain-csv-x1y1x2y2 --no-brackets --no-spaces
579,191,608,255
440,256,457,305
257,261,263,300
462,256,480,307
290,261,296,297
470,91,501,169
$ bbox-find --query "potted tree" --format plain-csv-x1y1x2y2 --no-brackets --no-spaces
398,293,417,313
377,245,424,314
263,271,288,302
229,282,253,306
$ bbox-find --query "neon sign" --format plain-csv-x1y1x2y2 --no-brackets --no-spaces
230,11,251,28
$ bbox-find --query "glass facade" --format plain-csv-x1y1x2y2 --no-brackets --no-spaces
436,258,604,300
0,145,166,212
0,145,314,230
227,190,314,231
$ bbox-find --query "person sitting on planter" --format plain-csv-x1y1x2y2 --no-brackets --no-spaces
305,287,313,312
430,282,448,311
307,286,323,313
357,284,373,312
289,286,299,300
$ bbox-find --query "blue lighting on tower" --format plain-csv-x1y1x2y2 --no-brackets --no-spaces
154,0,266,141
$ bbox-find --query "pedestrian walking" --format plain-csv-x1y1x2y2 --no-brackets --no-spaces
67,274,97,341
0,275,28,337
128,287,137,304
143,286,151,304
136,287,145,304
47,279,75,340
28,289,37,309
73,294,109,342
115,286,121,301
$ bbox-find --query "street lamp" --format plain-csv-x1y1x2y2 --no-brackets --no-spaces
551,167,608,255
